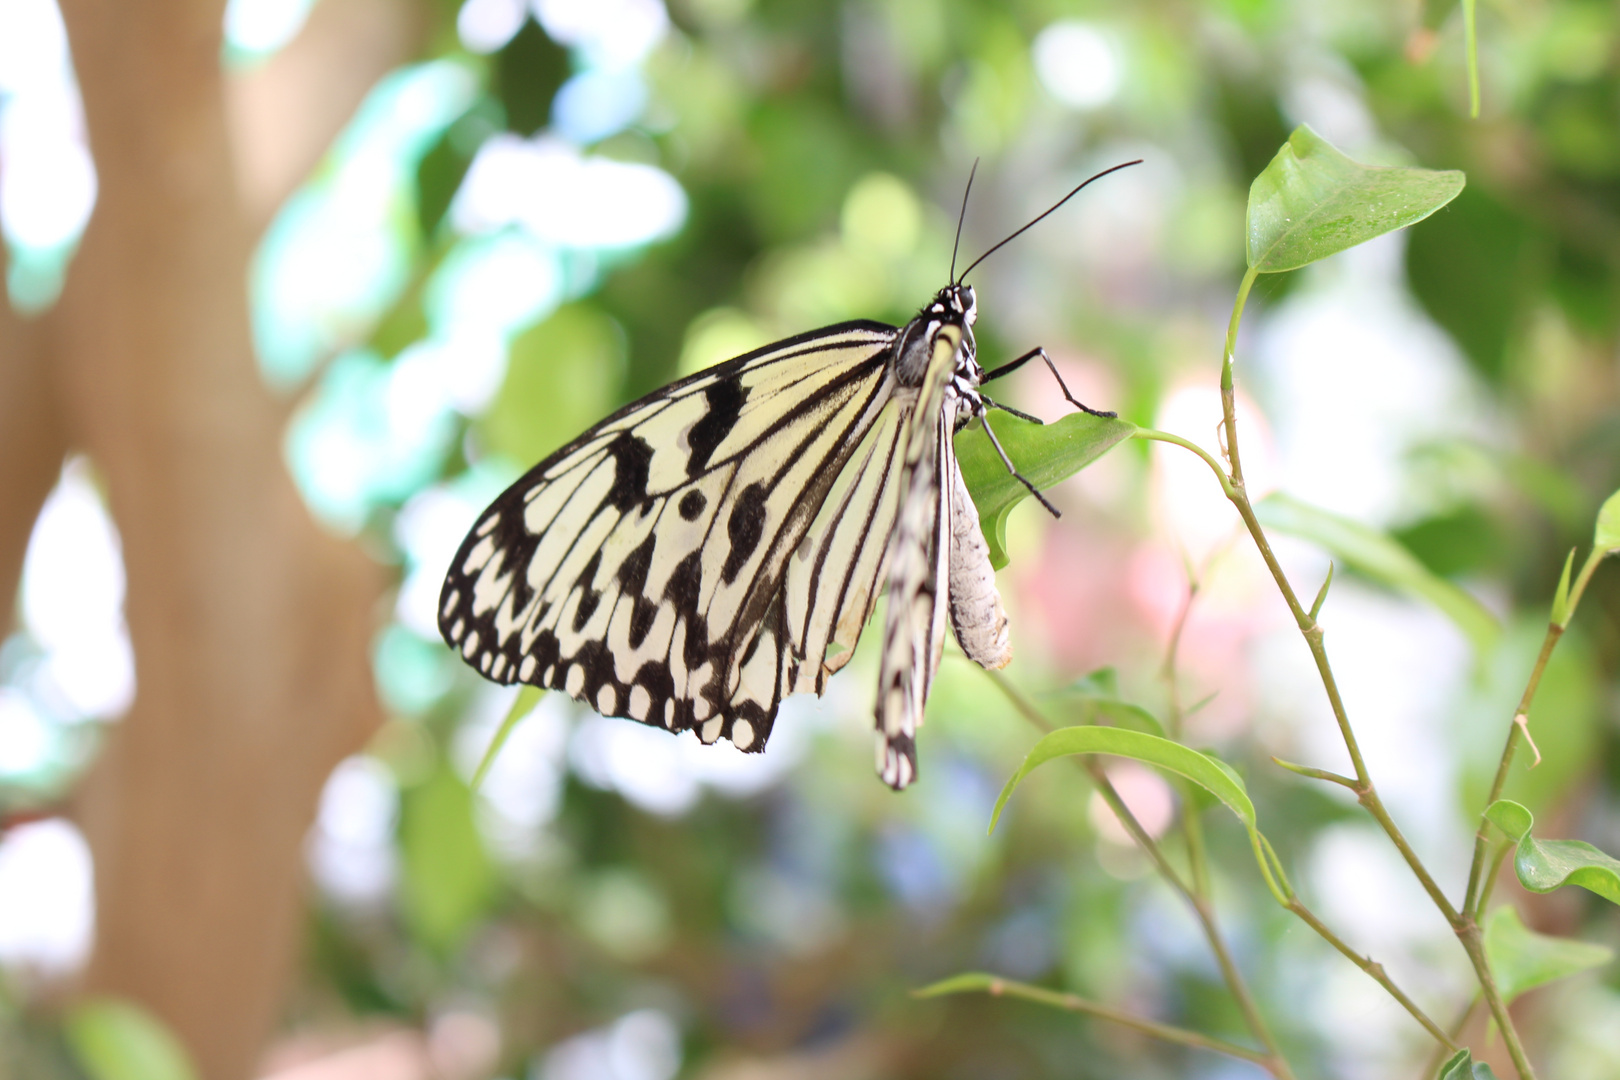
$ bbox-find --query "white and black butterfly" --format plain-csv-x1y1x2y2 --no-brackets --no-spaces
439,162,1137,788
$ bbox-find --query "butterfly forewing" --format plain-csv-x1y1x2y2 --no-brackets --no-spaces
440,321,899,750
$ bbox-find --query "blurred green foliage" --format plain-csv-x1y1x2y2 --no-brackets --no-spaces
14,0,1620,1075
266,0,1620,1075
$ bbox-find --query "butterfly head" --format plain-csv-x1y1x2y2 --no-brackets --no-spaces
895,283,978,387
928,283,977,329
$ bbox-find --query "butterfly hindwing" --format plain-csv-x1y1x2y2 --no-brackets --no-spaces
780,387,909,696
874,325,967,789
440,322,899,751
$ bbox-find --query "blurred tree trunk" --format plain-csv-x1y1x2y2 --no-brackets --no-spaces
0,0,413,1076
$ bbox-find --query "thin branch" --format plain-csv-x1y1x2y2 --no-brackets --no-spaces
1270,757,1358,791
1132,428,1237,499
1462,623,1563,917
922,974,1274,1065
1478,842,1513,917
1285,898,1456,1050
1216,274,1537,1078
1458,926,1538,1079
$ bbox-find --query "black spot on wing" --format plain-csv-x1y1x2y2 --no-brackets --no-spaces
604,434,653,512
619,532,655,595
634,661,675,725
722,482,768,584
686,378,746,476
531,629,559,674
618,532,661,649
572,551,603,632
666,551,701,614
628,598,660,650
678,489,706,521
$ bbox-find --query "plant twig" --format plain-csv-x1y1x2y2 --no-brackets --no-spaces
1462,623,1562,918
1285,897,1456,1050
1214,277,1538,1078
1132,428,1237,499
1457,926,1537,1079
916,973,1274,1065
1477,842,1513,918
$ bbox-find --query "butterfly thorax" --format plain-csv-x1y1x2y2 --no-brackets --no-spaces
894,284,979,395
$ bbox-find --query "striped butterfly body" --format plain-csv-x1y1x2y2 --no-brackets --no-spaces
439,165,1135,788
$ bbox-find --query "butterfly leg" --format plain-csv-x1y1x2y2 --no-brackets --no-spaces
981,347,1117,418
981,396,1042,424
977,410,1061,519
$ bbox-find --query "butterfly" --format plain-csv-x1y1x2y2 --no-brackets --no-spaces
438,162,1137,789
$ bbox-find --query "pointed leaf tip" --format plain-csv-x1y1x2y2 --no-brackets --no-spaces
1550,548,1576,627
1484,905,1613,1004
1256,493,1498,654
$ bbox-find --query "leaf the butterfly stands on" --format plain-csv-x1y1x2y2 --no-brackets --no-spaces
438,164,1138,788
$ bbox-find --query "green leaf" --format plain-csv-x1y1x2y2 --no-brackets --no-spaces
1246,125,1465,273
989,726,1254,834
1483,905,1613,1003
1256,493,1500,654
1484,798,1534,840
1438,1048,1501,1080
472,685,543,791
1594,488,1620,552
1486,799,1620,906
988,725,1294,905
400,763,498,951
64,999,198,1080
956,411,1136,569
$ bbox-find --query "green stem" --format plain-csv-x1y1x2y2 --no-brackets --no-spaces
1216,268,1538,1077
1459,925,1538,1079
1221,265,1260,481
1132,428,1237,498
1463,0,1480,119
1463,623,1563,918
1213,352,1464,925
1565,546,1606,620
926,974,1274,1065
984,671,1296,1080
1285,898,1456,1051
1477,841,1513,917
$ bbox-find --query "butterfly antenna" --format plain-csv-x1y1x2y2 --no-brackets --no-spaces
950,158,979,284
956,159,1142,285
